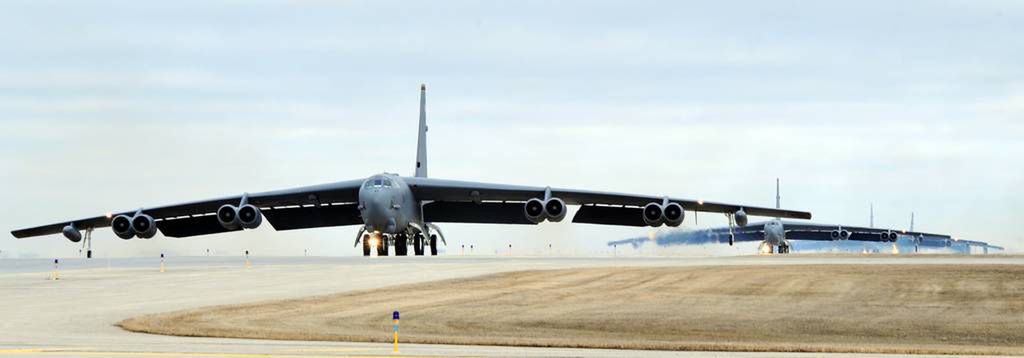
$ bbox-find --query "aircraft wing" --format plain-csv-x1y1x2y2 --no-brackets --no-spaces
695,221,951,242
11,180,364,239
407,177,812,226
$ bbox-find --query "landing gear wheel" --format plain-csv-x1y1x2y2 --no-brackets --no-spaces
395,234,408,256
377,236,390,256
362,234,371,256
429,234,438,256
413,234,425,256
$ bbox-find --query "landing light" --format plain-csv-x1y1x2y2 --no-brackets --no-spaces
697,199,704,205
105,212,113,219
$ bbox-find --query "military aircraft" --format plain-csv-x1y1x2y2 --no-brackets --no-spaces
11,85,812,256
609,181,963,254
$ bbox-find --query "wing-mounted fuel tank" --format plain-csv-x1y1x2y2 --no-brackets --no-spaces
62,224,82,242
734,209,748,227
218,194,263,230
523,187,566,223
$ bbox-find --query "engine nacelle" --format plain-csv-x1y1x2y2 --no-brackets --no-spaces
111,215,135,240
734,209,748,227
238,204,263,229
217,205,241,230
643,202,663,226
132,214,157,239
834,230,849,240
662,202,684,227
62,225,82,243
544,198,567,223
882,232,897,242
524,198,545,224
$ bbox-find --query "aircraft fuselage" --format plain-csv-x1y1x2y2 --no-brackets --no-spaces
357,174,420,234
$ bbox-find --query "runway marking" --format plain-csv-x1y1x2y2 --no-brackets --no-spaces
0,347,441,358
283,348,373,352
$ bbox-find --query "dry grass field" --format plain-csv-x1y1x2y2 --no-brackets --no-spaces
119,264,1024,355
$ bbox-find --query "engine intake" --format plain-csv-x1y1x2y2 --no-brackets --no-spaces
132,214,157,239
643,203,663,226
662,202,684,227
544,198,566,223
524,198,545,224
217,205,241,230
112,215,134,240
238,204,263,229
834,230,850,240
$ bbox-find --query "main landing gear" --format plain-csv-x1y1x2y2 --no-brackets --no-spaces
412,234,437,256
361,233,437,257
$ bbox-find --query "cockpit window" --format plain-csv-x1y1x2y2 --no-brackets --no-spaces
365,176,393,189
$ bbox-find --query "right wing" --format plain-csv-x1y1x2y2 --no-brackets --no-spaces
11,180,365,239
407,177,812,227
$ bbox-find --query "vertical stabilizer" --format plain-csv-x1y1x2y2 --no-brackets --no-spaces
775,178,780,209
415,84,428,178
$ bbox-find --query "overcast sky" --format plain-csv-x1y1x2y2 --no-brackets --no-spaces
2,0,1021,258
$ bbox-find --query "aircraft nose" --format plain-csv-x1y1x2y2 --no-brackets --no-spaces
361,190,393,232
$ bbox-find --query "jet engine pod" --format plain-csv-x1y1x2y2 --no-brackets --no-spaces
111,215,135,240
132,214,157,239
544,198,566,222
217,205,241,230
662,202,684,227
840,230,850,240
238,204,263,229
62,225,82,243
643,202,664,227
524,198,546,223
831,230,840,239
734,209,748,227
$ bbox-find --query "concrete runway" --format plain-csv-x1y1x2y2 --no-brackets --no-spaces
0,255,1020,358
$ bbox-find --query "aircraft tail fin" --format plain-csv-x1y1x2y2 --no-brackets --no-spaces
775,178,780,209
415,84,428,178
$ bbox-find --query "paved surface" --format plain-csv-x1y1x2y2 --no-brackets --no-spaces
0,255,1020,357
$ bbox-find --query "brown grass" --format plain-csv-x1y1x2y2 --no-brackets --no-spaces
119,265,1024,355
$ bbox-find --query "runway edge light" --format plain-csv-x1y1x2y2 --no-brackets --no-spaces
393,310,400,353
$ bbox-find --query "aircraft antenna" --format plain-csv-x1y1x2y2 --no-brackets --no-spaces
870,203,874,228
910,212,915,232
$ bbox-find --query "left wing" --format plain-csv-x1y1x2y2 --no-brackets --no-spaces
407,177,812,225
11,180,364,239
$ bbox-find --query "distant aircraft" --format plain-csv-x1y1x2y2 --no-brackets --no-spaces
610,180,964,254
11,85,811,256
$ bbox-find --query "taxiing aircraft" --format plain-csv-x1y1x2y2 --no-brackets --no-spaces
609,181,960,254
11,85,812,256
